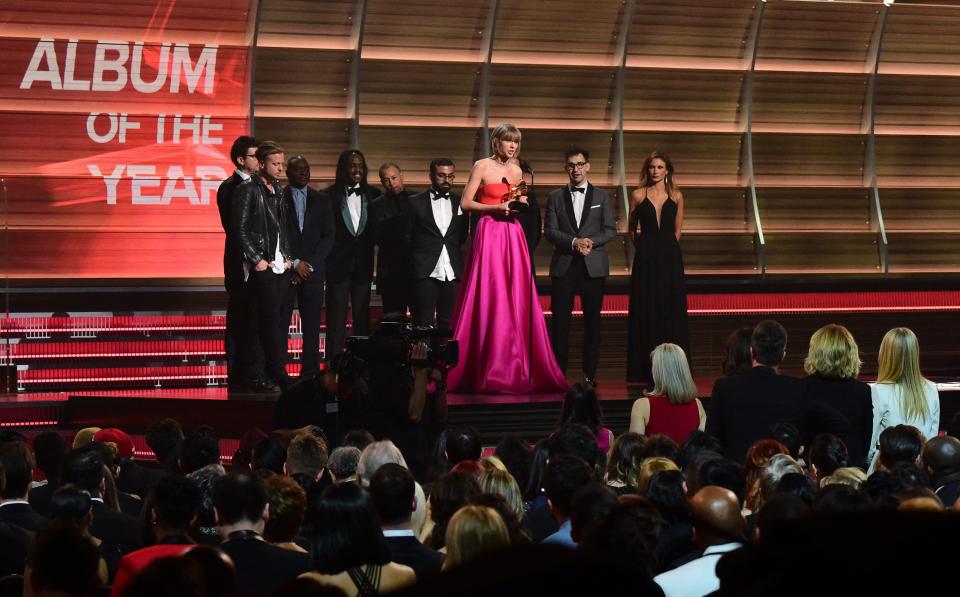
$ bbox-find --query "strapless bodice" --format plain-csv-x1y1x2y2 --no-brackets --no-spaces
477,182,512,206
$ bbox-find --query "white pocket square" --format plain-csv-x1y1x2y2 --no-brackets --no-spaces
590,204,601,209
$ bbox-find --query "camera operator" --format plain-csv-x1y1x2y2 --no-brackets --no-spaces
365,337,450,483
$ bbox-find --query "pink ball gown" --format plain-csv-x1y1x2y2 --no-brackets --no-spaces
447,182,568,394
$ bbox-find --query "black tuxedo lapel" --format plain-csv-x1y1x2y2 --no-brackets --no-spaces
580,184,594,231
442,195,459,240
563,188,578,233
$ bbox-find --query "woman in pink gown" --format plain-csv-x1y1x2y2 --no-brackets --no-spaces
447,123,568,394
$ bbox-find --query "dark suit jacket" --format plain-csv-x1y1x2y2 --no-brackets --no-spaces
544,183,617,278
406,190,469,279
28,482,57,517
0,522,32,576
325,183,376,284
801,375,873,469
90,500,141,556
216,171,249,289
117,459,166,499
705,366,804,463
285,185,335,283
219,536,311,594
385,534,444,581
0,502,48,532
370,190,415,287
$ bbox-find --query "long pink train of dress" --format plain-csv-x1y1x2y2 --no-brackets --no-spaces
447,182,568,394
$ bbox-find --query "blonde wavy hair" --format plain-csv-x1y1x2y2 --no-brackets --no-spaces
877,327,930,422
803,324,862,380
819,467,867,489
647,343,698,404
478,468,524,521
490,123,521,157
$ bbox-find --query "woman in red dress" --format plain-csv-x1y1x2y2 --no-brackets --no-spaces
629,343,705,444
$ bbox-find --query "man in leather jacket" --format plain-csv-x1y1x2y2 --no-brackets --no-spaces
232,140,293,390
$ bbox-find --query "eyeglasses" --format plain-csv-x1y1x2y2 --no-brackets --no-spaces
245,152,258,159
434,173,456,180
565,162,587,170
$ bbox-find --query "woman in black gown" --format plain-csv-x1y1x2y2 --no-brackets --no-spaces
627,152,689,384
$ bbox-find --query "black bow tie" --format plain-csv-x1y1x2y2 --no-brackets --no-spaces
570,187,585,194
346,185,361,196
432,191,450,201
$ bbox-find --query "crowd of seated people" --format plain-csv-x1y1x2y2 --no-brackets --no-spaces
2,320,960,596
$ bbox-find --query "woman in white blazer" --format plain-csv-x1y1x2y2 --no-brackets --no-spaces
867,327,940,470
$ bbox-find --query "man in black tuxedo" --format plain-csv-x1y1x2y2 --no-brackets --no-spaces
324,149,376,357
214,472,310,594
408,159,468,332
544,147,617,385
233,141,294,390
282,156,335,379
706,320,805,463
371,162,415,316
217,136,267,393
61,448,140,556
368,463,444,580
0,441,48,532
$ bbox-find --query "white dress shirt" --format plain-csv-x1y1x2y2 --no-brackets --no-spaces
235,168,251,181
655,542,741,597
429,190,456,282
346,186,362,233
570,182,587,227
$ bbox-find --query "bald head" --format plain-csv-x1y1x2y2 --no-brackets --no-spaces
690,486,744,546
923,436,960,479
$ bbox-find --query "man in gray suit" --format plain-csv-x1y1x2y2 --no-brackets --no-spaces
545,147,617,385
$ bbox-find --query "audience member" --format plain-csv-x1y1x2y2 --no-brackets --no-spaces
28,431,68,517
186,463,226,545
868,327,941,469
300,482,415,594
62,447,141,557
578,495,662,581
800,324,872,468
922,435,960,507
721,326,753,377
772,472,817,507
630,343,706,444
181,427,222,475
356,440,427,537
264,475,309,553
467,493,530,546
754,493,810,542
888,462,931,489
679,430,722,467
861,470,906,510
445,428,482,467
368,463,444,581
640,434,682,467
0,440,48,531
327,446,361,483
25,525,102,597
73,427,102,450
424,471,481,549
111,475,201,596
814,483,871,513
743,439,789,512
145,418,184,475
442,506,510,570
642,470,696,571
560,382,614,454
287,433,328,479
753,454,804,513
707,320,803,463
604,432,644,495
252,436,287,475
213,472,310,593
95,428,153,500
876,424,924,471
695,457,748,509
568,484,618,545
808,433,849,481
542,455,594,548
896,486,943,512
523,438,550,506
654,486,744,597
342,429,376,452
493,436,532,493
768,422,803,462
639,457,680,493
477,468,524,525
0,458,33,577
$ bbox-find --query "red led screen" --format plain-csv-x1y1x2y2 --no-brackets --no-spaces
0,1,256,279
